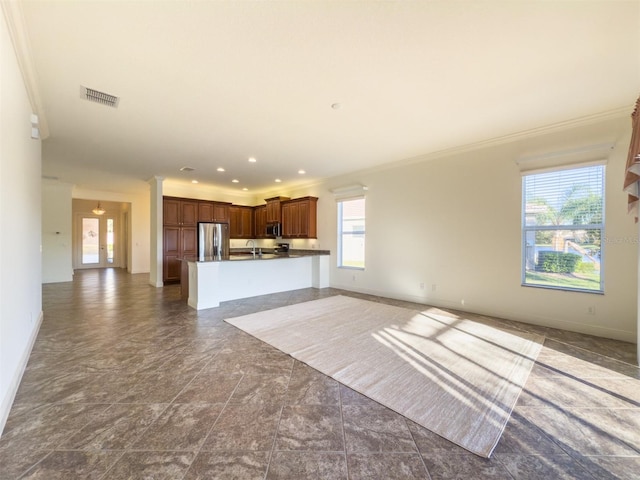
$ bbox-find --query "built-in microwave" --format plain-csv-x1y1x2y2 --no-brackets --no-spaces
266,222,281,237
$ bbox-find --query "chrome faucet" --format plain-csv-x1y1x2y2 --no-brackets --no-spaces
246,239,256,256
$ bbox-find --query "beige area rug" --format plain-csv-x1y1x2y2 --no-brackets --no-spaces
225,295,544,458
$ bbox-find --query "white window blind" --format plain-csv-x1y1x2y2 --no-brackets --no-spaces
522,164,604,293
523,165,604,228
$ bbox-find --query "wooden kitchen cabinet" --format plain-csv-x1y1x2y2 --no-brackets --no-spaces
229,206,240,237
213,202,230,223
164,197,197,226
164,199,180,226
281,197,318,238
265,196,290,224
162,224,196,283
162,194,316,282
281,201,299,238
163,197,198,283
253,205,267,238
181,226,197,256
198,201,230,223
229,205,254,239
163,226,180,282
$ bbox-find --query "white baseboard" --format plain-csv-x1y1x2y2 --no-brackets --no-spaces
331,283,637,344
0,310,43,437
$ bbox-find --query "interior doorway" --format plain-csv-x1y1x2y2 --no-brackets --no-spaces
72,199,130,271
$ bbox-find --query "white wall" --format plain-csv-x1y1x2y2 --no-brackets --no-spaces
147,114,638,344
316,116,637,342
42,181,73,282
0,11,43,433
163,182,253,205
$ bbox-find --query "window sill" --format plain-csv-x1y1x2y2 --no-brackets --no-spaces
521,283,604,295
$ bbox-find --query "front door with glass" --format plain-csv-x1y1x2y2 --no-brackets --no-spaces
77,215,116,268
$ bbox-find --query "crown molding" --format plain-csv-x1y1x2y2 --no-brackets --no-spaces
354,106,633,178
1,0,49,139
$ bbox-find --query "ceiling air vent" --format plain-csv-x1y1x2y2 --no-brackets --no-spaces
80,86,120,108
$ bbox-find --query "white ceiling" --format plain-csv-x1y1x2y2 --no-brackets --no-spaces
13,1,640,196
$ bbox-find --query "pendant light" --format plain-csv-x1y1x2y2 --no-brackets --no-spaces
92,202,106,215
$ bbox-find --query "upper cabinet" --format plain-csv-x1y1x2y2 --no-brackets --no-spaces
229,205,254,239
281,197,318,238
213,203,230,223
163,197,197,226
198,201,230,223
163,195,317,266
253,205,267,239
265,196,290,224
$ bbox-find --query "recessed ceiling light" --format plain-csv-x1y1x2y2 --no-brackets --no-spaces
331,103,341,110
275,178,282,183
232,179,239,183
191,180,198,184
298,169,306,175
180,166,195,172
242,187,248,191
217,167,225,172
248,157,257,163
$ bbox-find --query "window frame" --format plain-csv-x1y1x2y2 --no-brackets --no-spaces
337,196,365,270
521,163,605,294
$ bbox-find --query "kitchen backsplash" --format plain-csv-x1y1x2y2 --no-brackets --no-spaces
229,238,322,250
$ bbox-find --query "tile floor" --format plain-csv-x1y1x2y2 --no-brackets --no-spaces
1,268,639,479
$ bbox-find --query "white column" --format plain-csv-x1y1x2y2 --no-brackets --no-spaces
312,255,331,288
148,176,164,287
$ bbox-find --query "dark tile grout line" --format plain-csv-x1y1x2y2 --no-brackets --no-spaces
262,354,295,480
175,353,245,480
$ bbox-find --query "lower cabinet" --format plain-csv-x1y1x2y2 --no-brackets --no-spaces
163,226,196,283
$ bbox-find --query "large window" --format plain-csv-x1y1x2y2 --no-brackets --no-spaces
522,164,604,293
338,197,365,269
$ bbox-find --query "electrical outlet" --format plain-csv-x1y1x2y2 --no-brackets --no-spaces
461,299,465,306
431,284,437,292
419,282,425,290
587,306,596,315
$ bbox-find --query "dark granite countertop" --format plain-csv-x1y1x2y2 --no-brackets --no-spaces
181,249,330,263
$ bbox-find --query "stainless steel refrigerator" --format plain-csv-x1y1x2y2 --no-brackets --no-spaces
198,222,230,260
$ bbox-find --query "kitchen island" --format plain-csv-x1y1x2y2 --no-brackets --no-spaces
182,251,330,310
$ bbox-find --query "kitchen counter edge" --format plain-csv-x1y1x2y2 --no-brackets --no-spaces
180,249,330,263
